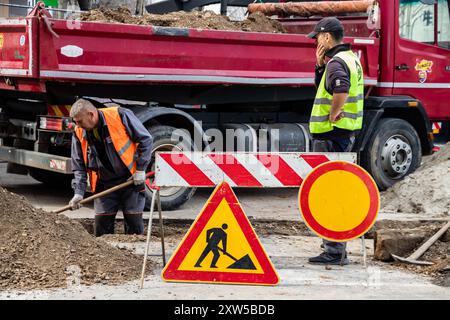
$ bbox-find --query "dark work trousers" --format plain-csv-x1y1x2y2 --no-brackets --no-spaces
312,134,356,255
93,183,146,237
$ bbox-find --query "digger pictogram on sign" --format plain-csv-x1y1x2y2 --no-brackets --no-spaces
162,182,278,285
194,223,257,270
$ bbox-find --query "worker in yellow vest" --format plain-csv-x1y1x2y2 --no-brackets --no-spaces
307,17,364,265
68,98,153,237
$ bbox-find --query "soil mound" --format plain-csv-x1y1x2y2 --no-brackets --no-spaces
0,188,152,290
80,7,286,33
381,142,450,216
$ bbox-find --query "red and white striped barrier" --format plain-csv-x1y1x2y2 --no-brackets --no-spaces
432,122,442,134
155,152,357,187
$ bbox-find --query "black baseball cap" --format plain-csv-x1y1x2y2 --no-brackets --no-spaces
307,17,344,39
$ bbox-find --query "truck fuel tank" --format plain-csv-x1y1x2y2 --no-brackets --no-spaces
219,123,310,152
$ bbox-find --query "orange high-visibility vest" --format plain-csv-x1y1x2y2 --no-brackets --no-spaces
74,107,137,193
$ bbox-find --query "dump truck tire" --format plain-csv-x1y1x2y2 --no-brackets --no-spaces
145,125,196,211
360,118,422,190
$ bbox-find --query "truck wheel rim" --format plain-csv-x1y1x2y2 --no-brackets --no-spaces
380,135,413,179
151,143,185,197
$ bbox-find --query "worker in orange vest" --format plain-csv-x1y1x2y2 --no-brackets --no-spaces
68,98,153,237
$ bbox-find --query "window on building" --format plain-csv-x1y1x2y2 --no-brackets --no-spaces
438,0,450,48
399,0,435,44
7,0,32,17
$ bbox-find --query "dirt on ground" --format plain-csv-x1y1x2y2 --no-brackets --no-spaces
79,7,286,33
381,142,450,216
0,187,153,290
83,217,450,286
373,220,449,287
393,238,450,287
100,234,148,243
79,218,314,239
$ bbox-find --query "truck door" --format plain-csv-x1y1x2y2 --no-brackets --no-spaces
394,0,450,120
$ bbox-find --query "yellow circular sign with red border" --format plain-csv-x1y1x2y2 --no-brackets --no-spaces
299,161,379,242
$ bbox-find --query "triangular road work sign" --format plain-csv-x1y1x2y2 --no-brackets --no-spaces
162,182,279,285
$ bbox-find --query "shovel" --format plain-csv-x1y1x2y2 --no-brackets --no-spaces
392,220,450,265
52,171,154,214
218,247,256,270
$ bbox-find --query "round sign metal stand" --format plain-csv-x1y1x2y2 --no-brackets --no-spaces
299,161,380,267
140,183,166,289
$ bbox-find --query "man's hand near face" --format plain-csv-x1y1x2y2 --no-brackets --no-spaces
316,43,326,67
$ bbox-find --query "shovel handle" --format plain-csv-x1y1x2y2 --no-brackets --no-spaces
217,247,237,261
52,171,155,214
409,220,450,261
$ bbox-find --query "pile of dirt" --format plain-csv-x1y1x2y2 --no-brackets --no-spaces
80,7,286,33
100,234,148,243
381,142,450,216
0,187,153,290
237,11,286,33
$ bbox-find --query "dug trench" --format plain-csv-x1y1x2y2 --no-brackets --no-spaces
78,217,450,287
1,184,448,290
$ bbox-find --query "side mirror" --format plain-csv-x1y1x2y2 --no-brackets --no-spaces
367,1,381,30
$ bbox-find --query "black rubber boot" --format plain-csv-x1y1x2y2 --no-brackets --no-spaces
123,213,144,235
308,252,349,265
94,213,116,237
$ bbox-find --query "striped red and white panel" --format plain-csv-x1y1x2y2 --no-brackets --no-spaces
432,122,442,134
155,152,357,187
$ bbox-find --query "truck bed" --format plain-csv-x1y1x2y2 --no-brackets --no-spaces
0,11,379,103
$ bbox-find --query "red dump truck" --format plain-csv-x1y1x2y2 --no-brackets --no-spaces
0,0,448,209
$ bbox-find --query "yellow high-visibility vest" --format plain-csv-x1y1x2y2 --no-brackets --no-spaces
74,107,137,192
310,50,364,134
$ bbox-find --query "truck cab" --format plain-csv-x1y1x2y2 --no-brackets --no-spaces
391,0,450,125
357,0,449,189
